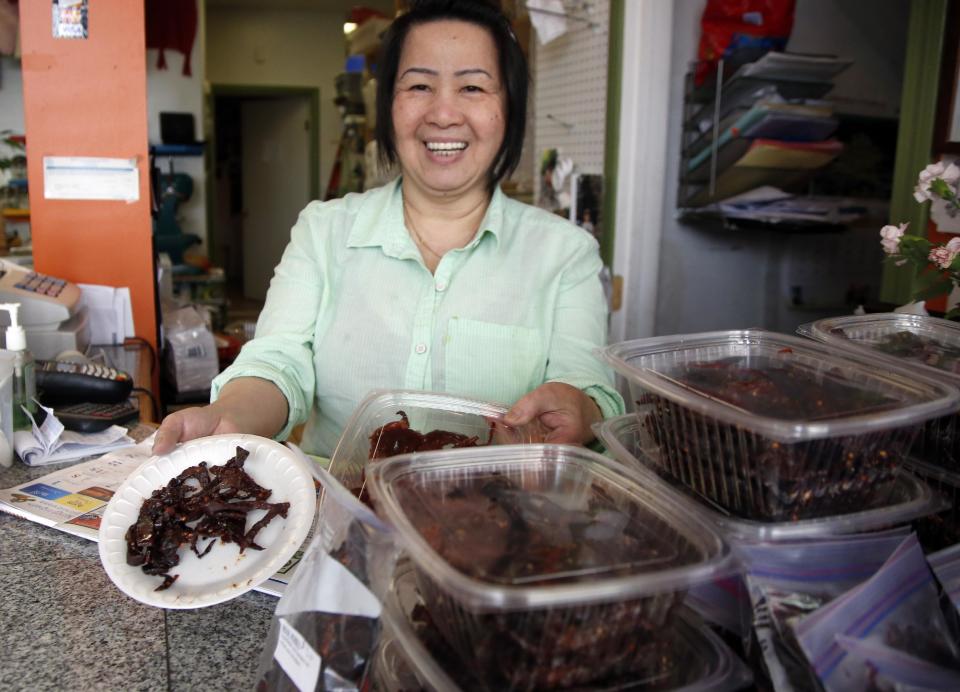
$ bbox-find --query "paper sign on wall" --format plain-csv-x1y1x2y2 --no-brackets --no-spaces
52,0,88,40
43,157,139,202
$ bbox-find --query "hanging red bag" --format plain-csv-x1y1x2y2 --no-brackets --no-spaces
695,0,796,86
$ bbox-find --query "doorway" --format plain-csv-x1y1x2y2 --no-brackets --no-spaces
207,85,320,315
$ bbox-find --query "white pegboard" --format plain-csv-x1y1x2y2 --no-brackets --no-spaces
531,0,610,190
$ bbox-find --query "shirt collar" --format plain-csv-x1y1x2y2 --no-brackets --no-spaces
347,178,505,256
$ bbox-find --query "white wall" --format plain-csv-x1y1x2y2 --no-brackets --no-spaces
644,0,909,338
146,3,207,250
206,6,348,197
0,56,24,136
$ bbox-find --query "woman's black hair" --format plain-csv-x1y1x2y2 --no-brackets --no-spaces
375,0,529,189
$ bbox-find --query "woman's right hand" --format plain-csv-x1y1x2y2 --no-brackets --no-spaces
152,403,242,455
151,377,290,455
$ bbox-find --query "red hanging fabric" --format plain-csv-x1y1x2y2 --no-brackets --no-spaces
145,0,198,77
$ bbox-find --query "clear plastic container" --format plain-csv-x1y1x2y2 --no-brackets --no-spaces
328,389,545,498
597,330,960,521
904,458,960,553
598,414,946,542
800,313,960,472
377,557,753,692
367,444,733,691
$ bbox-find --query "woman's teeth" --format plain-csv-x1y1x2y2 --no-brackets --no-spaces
426,142,467,157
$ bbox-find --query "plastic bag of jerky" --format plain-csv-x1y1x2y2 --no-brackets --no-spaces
795,534,960,692
835,635,960,691
739,532,908,692
255,450,400,692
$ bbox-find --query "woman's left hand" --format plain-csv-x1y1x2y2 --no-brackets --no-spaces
504,382,603,445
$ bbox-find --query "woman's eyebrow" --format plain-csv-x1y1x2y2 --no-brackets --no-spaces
454,68,493,78
398,67,494,80
398,67,438,79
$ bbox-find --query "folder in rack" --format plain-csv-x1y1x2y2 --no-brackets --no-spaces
683,139,843,207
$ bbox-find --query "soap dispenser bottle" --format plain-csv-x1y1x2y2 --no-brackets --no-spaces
0,303,36,431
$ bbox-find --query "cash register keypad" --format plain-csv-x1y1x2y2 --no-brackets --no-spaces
14,272,67,298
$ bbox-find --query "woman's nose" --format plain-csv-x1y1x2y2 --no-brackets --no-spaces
425,90,464,128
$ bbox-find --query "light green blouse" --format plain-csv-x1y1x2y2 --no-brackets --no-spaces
212,178,624,456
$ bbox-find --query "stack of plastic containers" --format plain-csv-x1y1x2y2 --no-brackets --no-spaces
365,443,745,691
592,328,960,689
596,329,958,524
799,313,960,550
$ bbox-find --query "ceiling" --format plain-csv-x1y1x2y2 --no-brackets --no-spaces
205,0,394,12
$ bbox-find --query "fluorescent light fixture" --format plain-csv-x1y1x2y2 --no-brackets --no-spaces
343,22,357,34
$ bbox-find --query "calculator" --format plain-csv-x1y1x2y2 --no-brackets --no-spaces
54,400,139,433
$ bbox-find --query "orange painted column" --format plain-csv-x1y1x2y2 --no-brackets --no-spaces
18,0,157,350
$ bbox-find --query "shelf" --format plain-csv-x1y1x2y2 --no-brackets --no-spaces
678,207,850,233
1,208,29,220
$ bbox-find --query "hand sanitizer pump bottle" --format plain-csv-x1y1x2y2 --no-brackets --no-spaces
0,303,36,432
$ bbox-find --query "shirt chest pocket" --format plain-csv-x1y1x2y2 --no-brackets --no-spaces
444,317,545,407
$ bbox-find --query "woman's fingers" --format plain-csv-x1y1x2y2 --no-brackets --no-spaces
152,407,222,455
152,412,187,454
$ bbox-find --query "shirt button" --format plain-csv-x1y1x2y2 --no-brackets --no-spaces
435,280,447,292
414,343,427,355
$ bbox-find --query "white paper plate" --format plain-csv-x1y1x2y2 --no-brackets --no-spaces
98,434,316,609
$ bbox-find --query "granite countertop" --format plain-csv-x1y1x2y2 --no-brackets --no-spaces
0,458,279,692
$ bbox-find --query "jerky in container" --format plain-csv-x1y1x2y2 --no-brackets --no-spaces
597,330,960,522
800,313,960,473
328,389,545,504
597,414,945,543
367,444,733,691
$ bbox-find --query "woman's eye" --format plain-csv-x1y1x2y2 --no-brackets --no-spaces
462,85,483,93
409,84,430,92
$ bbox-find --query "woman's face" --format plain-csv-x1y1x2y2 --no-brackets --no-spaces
392,20,506,200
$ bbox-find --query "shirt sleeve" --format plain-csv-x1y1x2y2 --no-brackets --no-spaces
543,236,625,420
210,203,325,440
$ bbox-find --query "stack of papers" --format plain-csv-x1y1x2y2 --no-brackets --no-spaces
687,101,839,179
13,402,135,466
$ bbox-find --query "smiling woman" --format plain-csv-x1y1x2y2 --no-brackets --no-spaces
153,0,624,459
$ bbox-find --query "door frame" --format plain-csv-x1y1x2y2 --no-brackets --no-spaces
204,84,320,268
608,0,674,343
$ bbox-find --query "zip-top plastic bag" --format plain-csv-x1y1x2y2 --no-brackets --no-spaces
795,534,960,692
739,531,909,692
255,450,400,691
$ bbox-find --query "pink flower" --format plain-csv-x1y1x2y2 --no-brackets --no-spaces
929,246,954,269
915,161,960,203
880,223,907,254
933,237,960,269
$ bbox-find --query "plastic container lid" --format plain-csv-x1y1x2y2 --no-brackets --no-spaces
596,414,946,542
328,389,545,490
368,444,733,611
597,329,960,442
379,558,754,692
799,312,960,385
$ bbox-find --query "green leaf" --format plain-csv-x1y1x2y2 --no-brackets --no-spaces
913,272,954,301
931,178,953,200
